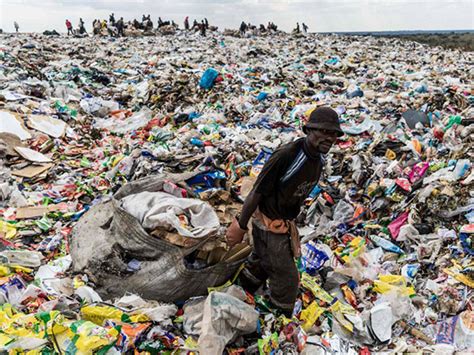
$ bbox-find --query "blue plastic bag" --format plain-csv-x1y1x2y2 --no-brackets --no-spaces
301,242,329,276
199,68,219,89
257,92,268,101
186,171,227,192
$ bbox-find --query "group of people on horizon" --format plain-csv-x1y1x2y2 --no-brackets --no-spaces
240,21,279,35
11,16,310,37
65,18,87,36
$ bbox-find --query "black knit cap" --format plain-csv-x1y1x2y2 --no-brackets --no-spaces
303,107,344,137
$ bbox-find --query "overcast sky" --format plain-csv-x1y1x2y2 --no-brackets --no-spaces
0,0,472,33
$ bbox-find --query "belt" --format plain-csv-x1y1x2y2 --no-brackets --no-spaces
254,208,301,258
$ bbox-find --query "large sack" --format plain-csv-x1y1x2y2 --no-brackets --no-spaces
69,172,247,302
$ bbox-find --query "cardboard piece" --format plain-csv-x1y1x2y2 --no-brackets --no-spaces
14,147,52,163
28,115,67,138
11,163,54,178
0,111,32,140
0,133,24,156
0,90,29,101
16,204,61,219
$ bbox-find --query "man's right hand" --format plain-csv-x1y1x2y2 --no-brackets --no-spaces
225,217,247,248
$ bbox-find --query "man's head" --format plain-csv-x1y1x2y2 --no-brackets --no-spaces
303,106,343,154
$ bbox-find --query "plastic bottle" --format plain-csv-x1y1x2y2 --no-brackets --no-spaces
190,137,204,147
369,235,404,254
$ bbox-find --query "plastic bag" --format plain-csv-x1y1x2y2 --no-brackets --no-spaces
199,68,219,89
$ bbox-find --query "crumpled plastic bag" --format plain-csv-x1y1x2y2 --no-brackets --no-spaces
121,191,220,238
198,290,259,355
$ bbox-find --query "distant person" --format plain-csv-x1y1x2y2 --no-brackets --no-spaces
93,19,101,35
200,20,206,36
295,22,300,34
192,19,198,31
14,21,19,33
146,18,153,30
116,17,124,36
65,19,73,35
78,18,87,34
302,23,308,33
184,16,190,30
109,13,115,26
204,18,209,29
240,21,247,35
133,19,141,29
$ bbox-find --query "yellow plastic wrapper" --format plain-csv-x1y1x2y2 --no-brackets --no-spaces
385,149,396,160
412,139,422,154
304,107,315,118
373,274,416,297
0,307,68,348
81,305,149,326
367,183,379,197
111,154,124,168
0,221,17,239
300,301,325,332
443,262,474,288
329,300,359,333
11,348,45,355
73,275,86,289
335,237,366,263
184,336,198,350
0,265,11,277
0,333,14,348
55,320,119,354
300,273,334,304
11,265,33,274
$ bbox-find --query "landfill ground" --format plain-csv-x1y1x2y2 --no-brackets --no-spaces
0,31,473,354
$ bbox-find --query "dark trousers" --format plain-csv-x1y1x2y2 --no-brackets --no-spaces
240,221,299,316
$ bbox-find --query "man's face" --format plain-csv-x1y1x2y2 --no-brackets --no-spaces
306,128,339,154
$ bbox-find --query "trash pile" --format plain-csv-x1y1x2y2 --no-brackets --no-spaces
0,31,472,354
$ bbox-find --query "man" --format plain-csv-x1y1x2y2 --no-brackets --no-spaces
109,13,115,26
226,107,344,317
302,23,308,33
78,18,86,34
116,17,125,37
200,20,206,36
14,21,19,33
65,19,73,35
239,21,247,35
145,17,153,31
93,20,101,35
184,16,190,30
295,22,300,33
